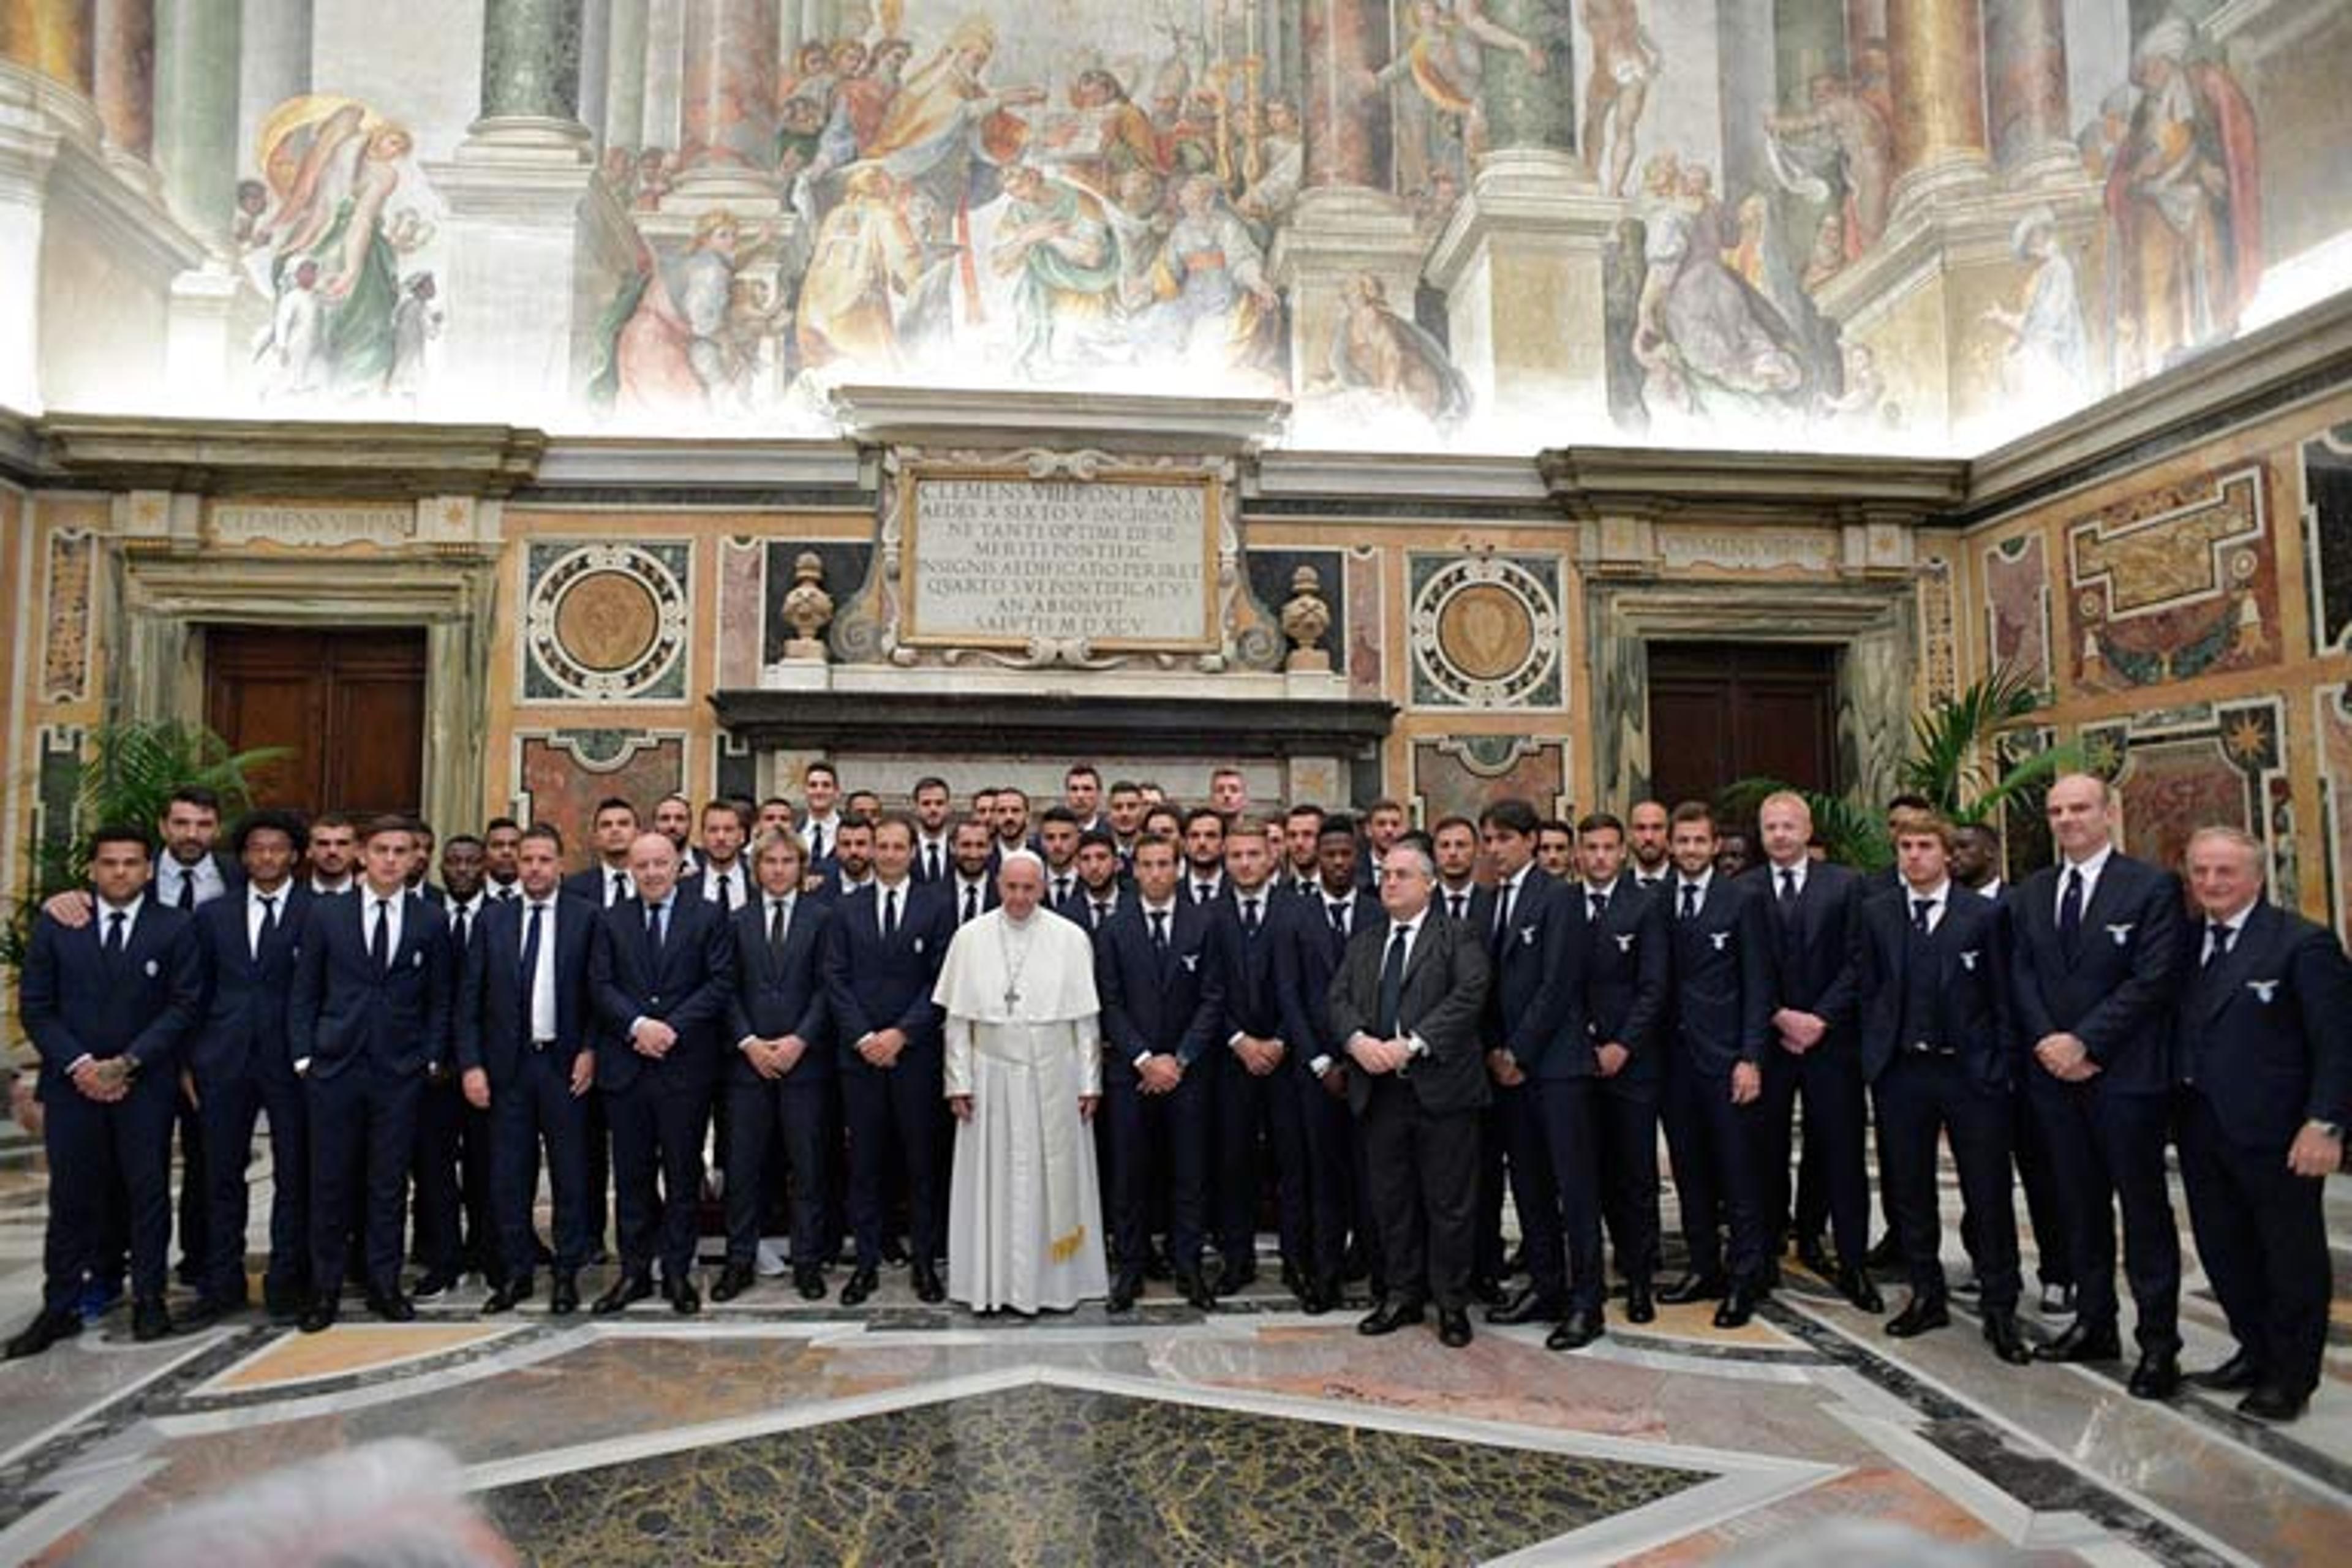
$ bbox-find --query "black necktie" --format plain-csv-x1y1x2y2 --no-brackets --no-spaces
104,909,127,956
810,823,826,862
715,872,734,912
257,894,279,958
372,899,392,970
1679,883,1700,921
1778,868,1800,927
1150,909,1169,952
2204,921,2233,968
1589,890,1608,921
453,905,471,950
884,886,900,941
927,843,942,881
1092,899,1110,930
1242,896,1259,935
611,872,628,907
2059,866,2084,952
1912,897,1934,934
1493,883,1513,940
1196,883,1214,905
769,898,789,959
645,902,664,955
962,885,978,924
1327,901,1347,937
520,902,546,1010
1055,877,1072,907
1376,923,1409,1036
1447,892,1466,921
176,873,195,911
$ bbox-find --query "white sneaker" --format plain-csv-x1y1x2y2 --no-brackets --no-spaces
755,1238,790,1278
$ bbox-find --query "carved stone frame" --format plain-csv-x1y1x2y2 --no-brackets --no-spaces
1584,579,1917,812
110,548,498,832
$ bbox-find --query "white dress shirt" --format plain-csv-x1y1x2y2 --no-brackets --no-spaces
245,882,292,959
523,895,559,1041
156,854,228,910
2056,842,2114,919
362,884,406,959
1902,879,1952,936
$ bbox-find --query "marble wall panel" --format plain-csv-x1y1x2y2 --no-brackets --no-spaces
1981,532,2051,686
1406,551,1565,710
2301,423,2352,657
39,527,92,704
2317,684,2352,937
514,729,687,870
1410,735,1570,824
521,540,693,703
2086,697,2286,877
2063,464,2280,696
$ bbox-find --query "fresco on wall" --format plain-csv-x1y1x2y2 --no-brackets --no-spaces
6,1,2346,453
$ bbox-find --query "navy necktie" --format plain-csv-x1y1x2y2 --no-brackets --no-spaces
1327,901,1347,937
715,872,734,912
884,886,900,941
1376,924,1409,1037
256,894,279,959
104,909,127,957
963,885,979,924
2059,866,2084,954
1242,895,1260,936
1150,909,1169,952
176,873,195,911
1447,891,1466,921
2204,921,2233,968
769,898,789,959
1912,897,1934,934
1679,883,1700,921
519,903,546,1032
452,905,472,951
810,823,826,862
645,902,665,956
610,872,628,907
1589,890,1608,921
371,899,392,970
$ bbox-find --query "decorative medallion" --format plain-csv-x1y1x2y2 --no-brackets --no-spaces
1408,552,1564,709
524,542,691,701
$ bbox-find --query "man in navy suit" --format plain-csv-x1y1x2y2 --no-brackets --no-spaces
458,823,598,1316
289,815,456,1331
562,797,641,910
589,832,734,1314
715,830,835,1303
1858,810,2031,1364
1063,830,1128,933
2011,773,2187,1398
2173,827,2351,1422
182,810,312,1327
1656,802,1776,1328
824,813,954,1305
945,817,999,927
413,832,492,1298
1097,834,1228,1311
1204,818,1291,1298
1744,791,1881,1312
1270,815,1373,1313
1572,812,1670,1325
7,826,204,1357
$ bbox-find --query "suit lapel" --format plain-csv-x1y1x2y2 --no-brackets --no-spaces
2200,902,2264,1021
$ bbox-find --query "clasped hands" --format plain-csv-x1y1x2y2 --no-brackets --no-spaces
1348,1031,1412,1076
2032,1031,2100,1083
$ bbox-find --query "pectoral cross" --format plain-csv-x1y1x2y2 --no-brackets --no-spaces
1004,984,1022,1009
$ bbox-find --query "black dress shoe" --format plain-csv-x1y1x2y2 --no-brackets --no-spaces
710,1262,757,1303
5,1309,82,1359
1983,1312,2032,1365
2035,1319,2122,1363
881,1235,908,1265
1794,1236,1835,1278
549,1273,581,1315
483,1275,535,1314
366,1289,417,1324
1713,1286,1759,1329
585,1242,612,1266
912,1262,947,1305
1659,1273,1726,1306
1298,1281,1329,1316
1487,1287,1564,1326
1214,1261,1254,1298
1545,1306,1604,1351
2187,1349,2262,1392
1884,1295,1949,1338
1861,1232,1901,1271
839,1267,880,1306
592,1272,653,1315
1357,1298,1425,1336
794,1265,827,1302
1624,1281,1655,1324
2127,1348,2179,1400
298,1298,340,1334
1176,1272,1216,1312
1838,1266,1886,1314
1145,1245,1173,1281
263,1285,309,1324
175,1297,227,1331
2236,1385,2309,1423
1437,1307,1473,1348
130,1298,173,1341
1468,1275,1506,1308
1107,1273,1142,1313
412,1271,458,1301
665,1277,701,1316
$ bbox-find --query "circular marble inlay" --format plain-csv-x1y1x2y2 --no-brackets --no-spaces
556,571,662,672
1438,583,1534,680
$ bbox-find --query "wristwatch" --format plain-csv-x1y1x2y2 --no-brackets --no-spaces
2307,1118,2345,1140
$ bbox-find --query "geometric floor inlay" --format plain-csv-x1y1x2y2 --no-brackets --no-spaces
476,1381,1711,1566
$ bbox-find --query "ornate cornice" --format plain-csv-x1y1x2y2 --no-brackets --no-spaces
1538,446,1969,524
32,414,548,497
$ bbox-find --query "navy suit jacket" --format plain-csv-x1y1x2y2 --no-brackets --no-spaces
1272,889,1365,1077
1097,899,1226,1068
189,883,311,1084
1665,874,1774,1080
1469,871,1587,1077
288,888,455,1081
941,876,999,924
589,895,735,1093
20,899,203,1090
2008,851,2185,1096
727,894,835,1087
457,891,596,1081
562,864,636,910
821,880,952,1064
2174,900,2352,1148
1744,860,1867,1056
1207,887,1284,1047
1856,886,2012,1091
1577,877,1670,1088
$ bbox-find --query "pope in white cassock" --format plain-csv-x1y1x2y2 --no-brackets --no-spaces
935,850,1109,1313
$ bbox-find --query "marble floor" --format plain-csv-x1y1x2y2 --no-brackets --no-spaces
0,1125,2343,1566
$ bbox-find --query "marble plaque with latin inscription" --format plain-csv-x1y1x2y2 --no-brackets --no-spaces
902,472,1216,650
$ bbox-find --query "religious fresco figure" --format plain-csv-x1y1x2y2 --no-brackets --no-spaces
1373,0,1547,178
796,167,927,374
1631,152,1810,421
1319,273,1472,430
1136,173,1283,385
592,209,782,412
1983,206,2090,404
2104,17,2261,380
991,164,1123,379
1765,70,1893,270
1579,0,1660,198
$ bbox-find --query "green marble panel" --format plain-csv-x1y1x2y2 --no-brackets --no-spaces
478,1383,1708,1565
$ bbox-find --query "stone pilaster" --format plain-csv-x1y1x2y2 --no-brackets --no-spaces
1983,0,2079,186
152,0,239,247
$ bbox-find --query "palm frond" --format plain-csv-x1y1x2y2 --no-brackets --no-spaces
1897,665,2048,813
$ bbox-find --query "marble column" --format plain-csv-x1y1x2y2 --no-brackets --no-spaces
478,0,586,130
1983,0,2075,182
0,0,92,91
673,0,776,205
92,0,155,161
237,0,312,173
1300,0,1385,190
153,0,241,245
578,0,610,145
640,0,684,153
1475,0,1575,158
603,0,646,149
1886,0,1990,209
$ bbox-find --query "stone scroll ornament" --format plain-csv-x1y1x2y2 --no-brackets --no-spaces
829,447,1283,674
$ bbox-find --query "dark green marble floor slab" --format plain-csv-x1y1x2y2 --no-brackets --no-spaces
478,1382,1711,1566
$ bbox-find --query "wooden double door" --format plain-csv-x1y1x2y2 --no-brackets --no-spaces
1646,642,1839,813
204,627,427,818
